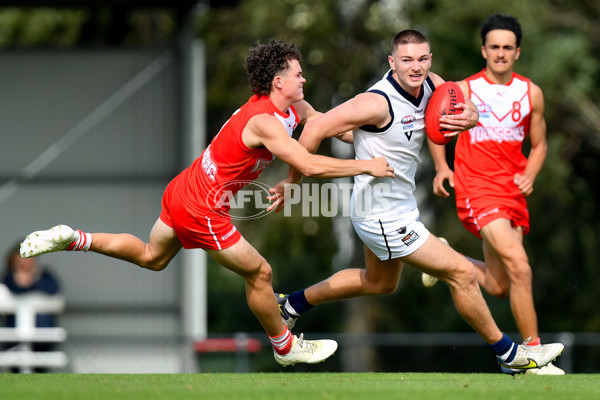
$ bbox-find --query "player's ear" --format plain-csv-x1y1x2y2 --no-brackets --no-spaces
515,47,521,61
388,54,395,70
480,45,487,60
273,76,282,89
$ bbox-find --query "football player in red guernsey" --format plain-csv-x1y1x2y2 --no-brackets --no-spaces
428,14,563,375
19,39,394,367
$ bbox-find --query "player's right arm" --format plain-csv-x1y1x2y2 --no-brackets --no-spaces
282,92,390,185
299,92,390,152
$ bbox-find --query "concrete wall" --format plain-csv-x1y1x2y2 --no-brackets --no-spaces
0,49,187,372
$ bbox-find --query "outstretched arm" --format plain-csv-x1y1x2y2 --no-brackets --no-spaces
247,114,393,180
286,92,391,183
266,93,392,211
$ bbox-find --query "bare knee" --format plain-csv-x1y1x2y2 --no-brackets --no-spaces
447,259,479,289
256,262,273,284
487,255,532,297
240,258,273,286
142,258,170,271
363,273,398,295
139,249,173,271
509,263,533,285
486,283,509,299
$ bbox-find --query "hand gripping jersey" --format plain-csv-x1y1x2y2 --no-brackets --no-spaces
351,70,435,222
454,69,532,200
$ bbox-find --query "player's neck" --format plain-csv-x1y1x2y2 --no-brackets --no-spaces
484,68,513,85
268,92,293,114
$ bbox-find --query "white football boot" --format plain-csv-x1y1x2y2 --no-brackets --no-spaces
20,225,76,258
499,338,564,375
274,334,338,366
525,362,566,375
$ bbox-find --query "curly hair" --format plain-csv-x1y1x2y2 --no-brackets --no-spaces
245,39,302,96
480,14,522,47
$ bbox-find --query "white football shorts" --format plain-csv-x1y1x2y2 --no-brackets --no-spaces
352,212,430,261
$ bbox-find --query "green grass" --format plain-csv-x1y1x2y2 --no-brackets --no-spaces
2,373,599,400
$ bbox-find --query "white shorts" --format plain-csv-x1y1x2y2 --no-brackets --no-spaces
352,214,430,261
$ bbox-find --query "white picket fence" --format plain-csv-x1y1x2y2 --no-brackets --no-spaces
0,284,68,373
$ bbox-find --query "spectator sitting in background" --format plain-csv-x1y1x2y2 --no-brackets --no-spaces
2,242,61,371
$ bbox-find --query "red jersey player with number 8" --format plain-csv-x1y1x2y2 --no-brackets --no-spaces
428,14,564,375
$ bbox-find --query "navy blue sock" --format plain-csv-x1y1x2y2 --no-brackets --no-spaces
287,290,313,315
488,333,517,362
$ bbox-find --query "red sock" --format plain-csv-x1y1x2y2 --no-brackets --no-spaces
528,337,542,346
269,328,293,355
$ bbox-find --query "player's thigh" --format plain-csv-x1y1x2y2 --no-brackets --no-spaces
206,236,267,279
402,234,467,280
480,218,525,261
364,244,404,285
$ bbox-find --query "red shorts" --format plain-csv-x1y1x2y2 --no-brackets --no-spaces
160,170,242,251
456,195,530,239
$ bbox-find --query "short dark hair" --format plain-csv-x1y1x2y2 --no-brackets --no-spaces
245,39,302,96
480,13,522,47
391,30,429,54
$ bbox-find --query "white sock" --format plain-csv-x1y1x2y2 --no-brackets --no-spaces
270,328,293,355
67,229,92,252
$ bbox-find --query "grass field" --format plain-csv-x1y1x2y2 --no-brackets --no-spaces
2,373,599,400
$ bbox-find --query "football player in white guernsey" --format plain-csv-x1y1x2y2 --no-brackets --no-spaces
274,30,565,374
428,14,563,375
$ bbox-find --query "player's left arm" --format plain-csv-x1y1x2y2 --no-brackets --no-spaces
293,99,322,125
515,83,547,197
430,72,479,135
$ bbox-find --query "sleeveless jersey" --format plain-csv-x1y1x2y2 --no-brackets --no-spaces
351,70,435,221
182,94,298,215
454,69,532,199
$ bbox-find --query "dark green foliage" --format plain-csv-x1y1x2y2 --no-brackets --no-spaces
199,1,600,371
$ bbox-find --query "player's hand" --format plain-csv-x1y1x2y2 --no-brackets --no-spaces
267,180,303,213
439,102,478,135
432,166,455,198
368,157,395,178
514,173,534,197
266,180,286,213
